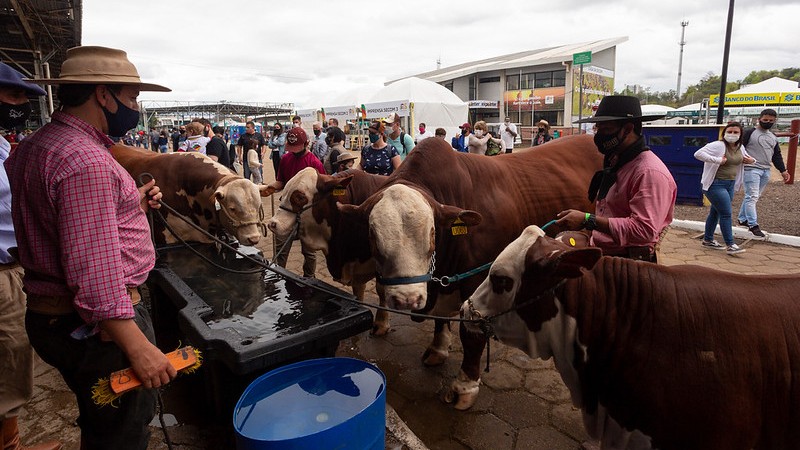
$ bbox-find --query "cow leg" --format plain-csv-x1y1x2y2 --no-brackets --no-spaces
371,283,391,336
421,319,451,366
446,322,485,410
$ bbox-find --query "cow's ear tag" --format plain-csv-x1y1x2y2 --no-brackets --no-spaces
215,200,221,211
451,218,468,236
569,237,576,247
333,185,346,196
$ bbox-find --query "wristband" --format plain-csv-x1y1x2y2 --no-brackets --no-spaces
583,213,597,231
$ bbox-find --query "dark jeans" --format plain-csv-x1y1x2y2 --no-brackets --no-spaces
703,178,736,245
271,151,281,180
25,304,157,450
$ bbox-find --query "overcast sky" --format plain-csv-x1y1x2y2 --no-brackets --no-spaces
82,0,799,108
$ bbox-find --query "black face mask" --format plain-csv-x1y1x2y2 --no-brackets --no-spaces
313,129,321,136
759,121,774,130
593,127,626,155
0,101,31,130
101,92,140,137
274,128,281,134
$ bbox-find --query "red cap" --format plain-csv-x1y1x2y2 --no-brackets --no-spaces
286,127,308,152
459,122,471,129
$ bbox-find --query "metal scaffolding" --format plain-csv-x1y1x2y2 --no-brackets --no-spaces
139,100,295,127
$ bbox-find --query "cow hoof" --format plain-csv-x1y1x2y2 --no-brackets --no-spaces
371,322,390,336
449,371,480,411
421,348,448,366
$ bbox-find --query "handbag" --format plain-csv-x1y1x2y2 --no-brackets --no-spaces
485,138,501,156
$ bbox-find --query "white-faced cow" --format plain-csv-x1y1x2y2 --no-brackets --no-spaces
338,135,603,409
266,167,392,334
462,225,800,450
111,144,270,246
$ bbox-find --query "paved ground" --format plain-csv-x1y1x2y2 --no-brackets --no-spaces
19,221,800,450
18,158,800,449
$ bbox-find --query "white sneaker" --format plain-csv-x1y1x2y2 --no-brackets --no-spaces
726,244,745,255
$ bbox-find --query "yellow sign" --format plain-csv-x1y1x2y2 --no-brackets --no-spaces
710,92,800,106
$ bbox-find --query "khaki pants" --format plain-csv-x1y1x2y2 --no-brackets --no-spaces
0,264,32,419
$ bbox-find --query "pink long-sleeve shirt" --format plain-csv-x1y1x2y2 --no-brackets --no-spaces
591,151,677,256
4,111,154,326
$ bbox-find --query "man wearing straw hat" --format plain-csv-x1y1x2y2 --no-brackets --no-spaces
556,95,677,262
4,46,175,450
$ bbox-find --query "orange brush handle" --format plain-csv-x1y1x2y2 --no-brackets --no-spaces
110,346,198,395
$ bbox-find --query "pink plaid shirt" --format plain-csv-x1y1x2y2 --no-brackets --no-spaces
4,111,154,325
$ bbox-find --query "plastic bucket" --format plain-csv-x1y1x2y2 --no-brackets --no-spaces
233,357,386,450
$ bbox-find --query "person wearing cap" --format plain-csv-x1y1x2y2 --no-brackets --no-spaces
359,120,401,176
556,95,677,262
451,122,471,153
0,62,62,450
382,112,415,161
265,126,324,277
4,46,175,450
332,151,358,175
531,119,552,146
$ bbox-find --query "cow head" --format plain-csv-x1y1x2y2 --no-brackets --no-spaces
461,226,601,356
214,179,271,246
339,184,481,310
266,168,355,253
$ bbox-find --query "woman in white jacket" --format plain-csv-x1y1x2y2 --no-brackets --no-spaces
693,122,755,254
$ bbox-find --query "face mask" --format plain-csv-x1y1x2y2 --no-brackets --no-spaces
723,133,739,143
0,101,31,130
419,127,425,133
101,92,140,137
313,129,321,136
368,133,380,144
293,123,300,128
384,126,393,136
593,127,625,155
759,121,774,130
274,128,281,134
474,130,484,138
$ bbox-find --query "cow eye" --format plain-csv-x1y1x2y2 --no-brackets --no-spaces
490,274,514,294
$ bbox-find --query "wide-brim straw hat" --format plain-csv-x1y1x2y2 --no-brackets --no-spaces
25,46,170,92
574,95,664,123
335,151,358,165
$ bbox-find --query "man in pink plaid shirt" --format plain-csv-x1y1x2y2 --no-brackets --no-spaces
5,47,175,450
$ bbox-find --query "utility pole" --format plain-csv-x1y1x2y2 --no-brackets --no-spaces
717,0,734,124
676,20,689,100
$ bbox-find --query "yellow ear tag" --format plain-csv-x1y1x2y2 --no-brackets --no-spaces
332,186,346,196
569,237,576,247
451,218,468,236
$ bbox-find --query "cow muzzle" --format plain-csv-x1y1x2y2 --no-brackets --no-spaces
384,285,427,310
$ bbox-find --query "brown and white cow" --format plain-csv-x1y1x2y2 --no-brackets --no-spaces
463,225,800,450
266,167,392,334
338,135,603,408
111,144,270,246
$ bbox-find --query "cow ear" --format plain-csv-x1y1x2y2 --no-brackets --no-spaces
337,202,367,221
259,184,277,197
320,173,353,193
213,187,224,201
437,204,483,227
553,248,602,278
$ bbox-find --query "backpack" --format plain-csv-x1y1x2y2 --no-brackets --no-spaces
398,132,408,157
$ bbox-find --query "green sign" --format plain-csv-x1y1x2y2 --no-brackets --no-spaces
573,51,592,65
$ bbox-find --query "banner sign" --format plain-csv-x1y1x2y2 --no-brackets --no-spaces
503,87,565,111
363,100,410,119
710,92,800,106
322,105,358,121
296,109,317,122
468,100,499,108
572,65,615,117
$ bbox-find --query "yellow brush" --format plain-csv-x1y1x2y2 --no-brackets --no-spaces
91,346,202,407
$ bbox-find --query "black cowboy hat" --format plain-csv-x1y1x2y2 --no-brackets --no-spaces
574,95,665,123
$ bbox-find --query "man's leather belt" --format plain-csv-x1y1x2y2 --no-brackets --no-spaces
27,286,141,315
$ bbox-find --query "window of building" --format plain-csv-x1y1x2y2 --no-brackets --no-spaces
443,81,454,92
479,76,500,84
553,70,566,87
535,72,553,88
506,74,519,91
469,77,476,101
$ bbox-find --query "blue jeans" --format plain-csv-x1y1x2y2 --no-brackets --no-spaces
704,179,736,245
737,167,770,227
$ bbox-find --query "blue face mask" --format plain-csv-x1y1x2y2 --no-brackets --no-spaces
368,133,380,144
101,91,141,137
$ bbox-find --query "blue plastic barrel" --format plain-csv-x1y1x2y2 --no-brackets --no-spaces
233,357,386,450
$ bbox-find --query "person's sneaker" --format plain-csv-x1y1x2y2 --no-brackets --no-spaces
701,239,725,250
737,219,748,227
749,225,766,238
726,244,745,255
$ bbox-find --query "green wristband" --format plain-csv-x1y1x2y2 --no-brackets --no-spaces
584,212,590,222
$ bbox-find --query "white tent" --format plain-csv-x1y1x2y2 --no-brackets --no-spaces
366,77,468,141
641,104,677,124
729,77,800,94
